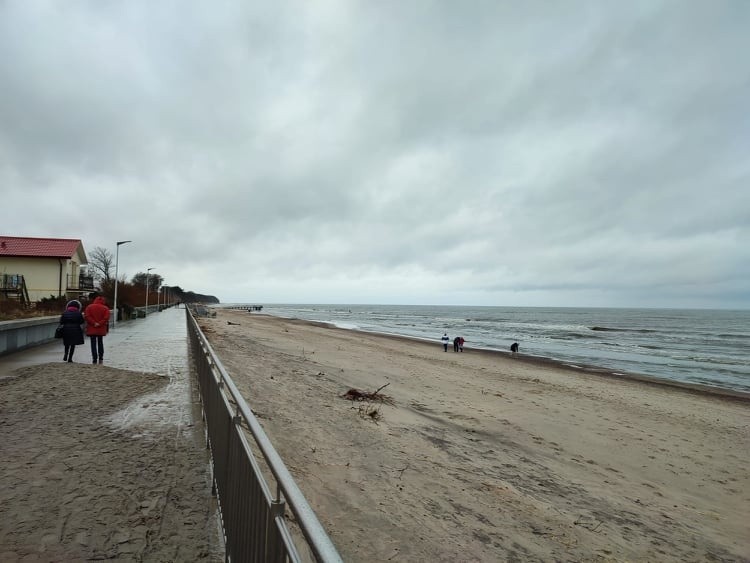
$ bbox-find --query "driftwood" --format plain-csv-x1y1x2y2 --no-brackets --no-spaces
341,383,393,404
341,383,394,422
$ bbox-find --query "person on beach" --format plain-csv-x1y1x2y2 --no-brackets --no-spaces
453,336,461,352
84,293,111,364
60,300,85,362
458,336,465,352
441,333,450,352
510,342,519,355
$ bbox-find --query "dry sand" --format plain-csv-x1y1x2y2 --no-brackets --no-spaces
0,363,221,562
200,309,750,562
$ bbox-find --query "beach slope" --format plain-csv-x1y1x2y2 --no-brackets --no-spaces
202,310,750,562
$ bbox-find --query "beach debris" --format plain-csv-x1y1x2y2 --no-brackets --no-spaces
341,383,393,404
363,406,381,421
341,383,393,422
227,321,241,325
574,514,603,532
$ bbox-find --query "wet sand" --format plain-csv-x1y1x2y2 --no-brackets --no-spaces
0,363,222,561
201,309,750,562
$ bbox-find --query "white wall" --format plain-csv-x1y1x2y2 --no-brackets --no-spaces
1,257,70,301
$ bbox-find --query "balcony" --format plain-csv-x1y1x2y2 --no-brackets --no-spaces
0,273,30,304
67,274,95,292
1,273,24,291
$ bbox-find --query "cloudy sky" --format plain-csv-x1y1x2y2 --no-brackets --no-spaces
1,2,748,308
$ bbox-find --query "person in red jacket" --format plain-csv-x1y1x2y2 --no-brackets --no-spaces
84,293,111,364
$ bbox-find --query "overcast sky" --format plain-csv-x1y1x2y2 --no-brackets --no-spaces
2,2,748,308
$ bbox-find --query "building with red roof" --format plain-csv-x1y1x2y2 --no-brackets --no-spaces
0,236,91,303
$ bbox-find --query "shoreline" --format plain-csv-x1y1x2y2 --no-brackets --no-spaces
231,304,750,396
269,313,750,403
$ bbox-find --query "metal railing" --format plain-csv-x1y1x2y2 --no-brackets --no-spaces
0,273,24,290
186,307,343,563
0,273,30,305
67,274,94,291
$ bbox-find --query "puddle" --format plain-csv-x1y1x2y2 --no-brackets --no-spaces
98,308,200,437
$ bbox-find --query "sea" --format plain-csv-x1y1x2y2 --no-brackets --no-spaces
220,304,750,394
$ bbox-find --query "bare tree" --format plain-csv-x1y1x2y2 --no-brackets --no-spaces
132,272,163,291
88,246,115,282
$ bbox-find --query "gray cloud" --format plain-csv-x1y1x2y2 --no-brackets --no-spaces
1,1,748,308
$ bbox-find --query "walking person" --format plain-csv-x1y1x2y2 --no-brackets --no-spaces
453,336,460,352
458,336,465,352
441,332,450,352
60,300,84,362
85,293,111,364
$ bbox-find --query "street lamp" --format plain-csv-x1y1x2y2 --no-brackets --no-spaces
112,240,131,329
145,267,154,316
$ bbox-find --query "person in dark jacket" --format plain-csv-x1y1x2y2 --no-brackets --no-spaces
60,300,84,362
84,295,111,364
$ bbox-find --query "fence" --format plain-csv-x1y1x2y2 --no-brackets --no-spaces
186,307,343,563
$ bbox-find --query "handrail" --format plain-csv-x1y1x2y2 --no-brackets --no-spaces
0,274,30,306
0,273,24,291
186,306,343,563
66,274,95,291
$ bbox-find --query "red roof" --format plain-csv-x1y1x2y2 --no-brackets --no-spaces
0,236,85,260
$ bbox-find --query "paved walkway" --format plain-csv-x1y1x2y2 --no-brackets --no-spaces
0,307,224,561
3,306,187,374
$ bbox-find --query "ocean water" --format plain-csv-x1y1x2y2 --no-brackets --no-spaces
222,304,750,393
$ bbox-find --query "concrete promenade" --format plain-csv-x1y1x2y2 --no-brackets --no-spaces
2,306,188,374
0,306,224,561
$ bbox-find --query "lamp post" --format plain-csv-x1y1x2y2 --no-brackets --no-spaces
145,267,154,316
112,240,131,329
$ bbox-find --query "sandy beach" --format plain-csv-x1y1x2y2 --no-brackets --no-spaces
0,363,222,562
200,309,750,562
